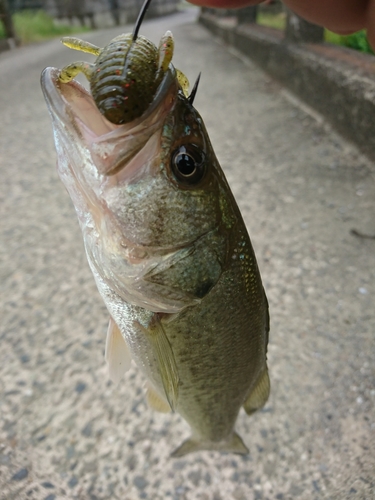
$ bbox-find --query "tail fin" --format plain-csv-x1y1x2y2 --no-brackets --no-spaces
171,432,248,458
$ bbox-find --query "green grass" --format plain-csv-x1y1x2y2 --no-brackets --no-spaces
257,12,286,31
325,29,373,54
0,10,90,44
324,30,342,46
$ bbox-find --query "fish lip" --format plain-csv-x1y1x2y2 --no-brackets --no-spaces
41,66,179,175
41,66,178,130
40,66,111,136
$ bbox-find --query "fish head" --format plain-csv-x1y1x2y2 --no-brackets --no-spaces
41,67,234,312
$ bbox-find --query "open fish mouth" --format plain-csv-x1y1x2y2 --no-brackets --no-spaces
40,66,179,176
41,67,120,137
40,66,181,252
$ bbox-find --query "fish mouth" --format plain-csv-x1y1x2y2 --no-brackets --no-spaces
41,66,178,176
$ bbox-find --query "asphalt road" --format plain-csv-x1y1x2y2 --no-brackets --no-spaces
0,7,374,500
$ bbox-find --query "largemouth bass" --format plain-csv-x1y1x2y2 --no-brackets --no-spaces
41,8,270,457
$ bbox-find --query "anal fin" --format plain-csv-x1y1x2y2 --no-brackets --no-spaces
146,384,171,413
243,366,270,415
171,432,249,458
105,317,131,385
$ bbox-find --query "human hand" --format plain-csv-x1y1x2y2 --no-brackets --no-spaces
189,0,375,49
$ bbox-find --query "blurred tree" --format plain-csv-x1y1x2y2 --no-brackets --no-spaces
0,0,16,38
108,0,119,26
237,6,258,24
285,9,324,43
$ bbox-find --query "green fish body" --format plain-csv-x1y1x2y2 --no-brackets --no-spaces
41,39,270,456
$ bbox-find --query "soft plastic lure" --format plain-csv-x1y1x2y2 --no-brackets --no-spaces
59,0,190,124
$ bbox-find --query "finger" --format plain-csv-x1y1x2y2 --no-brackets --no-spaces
366,0,375,50
187,0,262,8
282,0,368,33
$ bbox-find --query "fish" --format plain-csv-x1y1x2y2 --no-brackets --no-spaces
40,1,270,457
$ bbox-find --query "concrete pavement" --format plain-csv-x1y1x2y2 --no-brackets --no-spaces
0,7,374,499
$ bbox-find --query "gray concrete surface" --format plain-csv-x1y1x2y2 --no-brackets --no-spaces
0,7,374,500
199,13,375,163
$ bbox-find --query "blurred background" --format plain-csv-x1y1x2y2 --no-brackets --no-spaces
0,0,373,53
0,0,374,498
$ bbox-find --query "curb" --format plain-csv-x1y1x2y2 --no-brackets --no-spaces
200,13,375,161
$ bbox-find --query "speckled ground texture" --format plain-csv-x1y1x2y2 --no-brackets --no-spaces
0,8,374,500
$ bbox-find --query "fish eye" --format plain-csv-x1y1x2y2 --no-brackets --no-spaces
171,145,205,185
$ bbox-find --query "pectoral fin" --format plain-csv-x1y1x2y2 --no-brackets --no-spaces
243,367,270,415
134,316,179,411
171,432,249,458
105,317,132,384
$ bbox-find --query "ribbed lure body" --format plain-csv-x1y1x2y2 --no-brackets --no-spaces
91,34,161,124
59,31,176,124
